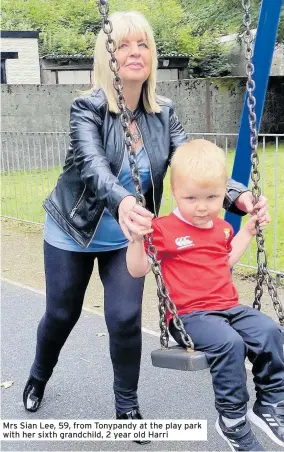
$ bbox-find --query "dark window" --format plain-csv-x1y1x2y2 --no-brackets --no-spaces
0,52,19,84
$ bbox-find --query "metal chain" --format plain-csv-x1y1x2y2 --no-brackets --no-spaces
97,0,194,349
242,0,284,325
98,0,145,208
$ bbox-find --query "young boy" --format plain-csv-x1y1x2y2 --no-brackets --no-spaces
126,139,284,451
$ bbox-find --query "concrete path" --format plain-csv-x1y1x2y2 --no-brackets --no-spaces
1,281,282,451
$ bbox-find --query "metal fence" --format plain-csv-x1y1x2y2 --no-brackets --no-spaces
1,131,283,276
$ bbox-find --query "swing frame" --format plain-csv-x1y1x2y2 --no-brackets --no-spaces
96,0,284,372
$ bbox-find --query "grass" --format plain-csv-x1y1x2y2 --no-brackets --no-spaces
1,167,59,224
1,144,284,272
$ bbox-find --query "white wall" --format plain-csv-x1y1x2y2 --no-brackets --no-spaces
157,69,178,81
1,37,40,84
57,70,91,84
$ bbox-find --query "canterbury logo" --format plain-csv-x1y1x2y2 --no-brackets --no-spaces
175,236,194,249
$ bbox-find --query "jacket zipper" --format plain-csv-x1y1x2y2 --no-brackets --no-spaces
135,123,157,216
70,186,86,218
86,208,105,248
86,151,125,248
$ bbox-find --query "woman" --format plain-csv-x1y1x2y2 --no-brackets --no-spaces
23,10,268,430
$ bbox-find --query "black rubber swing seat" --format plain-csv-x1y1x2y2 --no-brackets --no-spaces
151,345,209,371
152,328,284,371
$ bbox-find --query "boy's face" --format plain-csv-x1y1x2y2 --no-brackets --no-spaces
171,176,226,227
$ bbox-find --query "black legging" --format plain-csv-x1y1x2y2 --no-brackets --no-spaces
30,241,145,414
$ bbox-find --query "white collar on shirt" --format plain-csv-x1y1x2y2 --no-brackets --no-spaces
173,208,214,229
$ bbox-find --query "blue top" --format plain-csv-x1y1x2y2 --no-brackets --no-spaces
44,146,151,252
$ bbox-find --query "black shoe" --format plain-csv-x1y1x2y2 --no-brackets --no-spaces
116,409,151,445
215,416,264,451
247,400,284,447
23,377,46,412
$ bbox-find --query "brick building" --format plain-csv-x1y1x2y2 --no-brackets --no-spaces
1,31,41,84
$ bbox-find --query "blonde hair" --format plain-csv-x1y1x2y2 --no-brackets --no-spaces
93,11,161,114
171,139,228,187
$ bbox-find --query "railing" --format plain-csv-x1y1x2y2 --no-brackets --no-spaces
1,132,68,224
1,131,283,276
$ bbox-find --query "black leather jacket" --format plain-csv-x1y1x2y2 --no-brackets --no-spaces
43,89,248,248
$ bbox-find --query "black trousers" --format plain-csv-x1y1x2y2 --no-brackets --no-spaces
30,241,145,414
170,305,284,418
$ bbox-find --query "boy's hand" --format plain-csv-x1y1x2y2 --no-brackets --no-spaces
244,214,270,236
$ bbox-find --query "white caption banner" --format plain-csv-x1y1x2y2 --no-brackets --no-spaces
1,420,207,441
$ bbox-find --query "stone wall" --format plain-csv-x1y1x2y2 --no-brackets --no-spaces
2,77,284,134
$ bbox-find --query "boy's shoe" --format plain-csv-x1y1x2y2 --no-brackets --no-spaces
215,416,264,451
116,409,150,445
247,400,284,447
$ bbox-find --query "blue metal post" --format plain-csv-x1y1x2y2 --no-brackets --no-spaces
224,0,283,232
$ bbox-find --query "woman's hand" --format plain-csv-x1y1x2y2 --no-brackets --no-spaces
235,192,270,227
118,196,154,242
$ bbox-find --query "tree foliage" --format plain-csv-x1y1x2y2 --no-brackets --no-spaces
2,0,283,78
2,0,196,55
181,0,283,42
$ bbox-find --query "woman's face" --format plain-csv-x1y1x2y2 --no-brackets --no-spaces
116,33,152,85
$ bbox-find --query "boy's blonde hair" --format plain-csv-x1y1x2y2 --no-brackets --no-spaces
93,11,161,114
171,139,228,188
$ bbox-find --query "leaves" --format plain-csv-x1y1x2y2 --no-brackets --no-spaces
0,0,209,57
2,0,100,55
2,0,283,77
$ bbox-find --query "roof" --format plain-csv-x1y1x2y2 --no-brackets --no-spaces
1,30,40,39
40,53,189,69
41,53,189,60
41,54,93,60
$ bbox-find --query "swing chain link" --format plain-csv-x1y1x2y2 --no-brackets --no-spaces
97,0,194,349
242,0,284,325
98,0,145,209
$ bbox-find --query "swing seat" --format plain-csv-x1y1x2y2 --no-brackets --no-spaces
151,346,209,371
152,326,284,371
